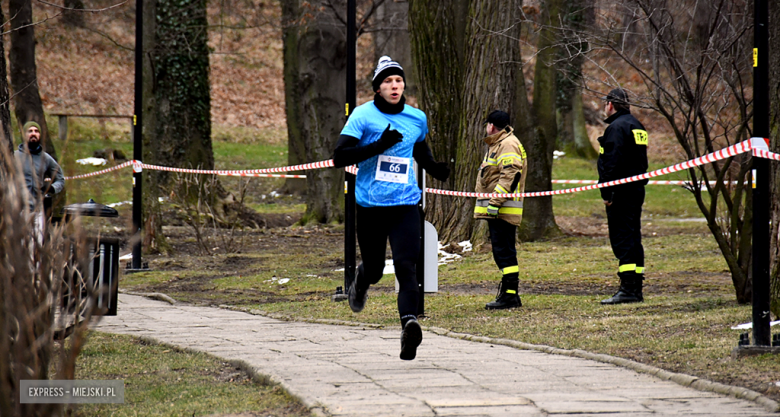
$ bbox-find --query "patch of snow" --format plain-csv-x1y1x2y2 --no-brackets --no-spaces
76,157,107,166
730,320,780,330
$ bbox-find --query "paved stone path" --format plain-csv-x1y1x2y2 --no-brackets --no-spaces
95,294,775,417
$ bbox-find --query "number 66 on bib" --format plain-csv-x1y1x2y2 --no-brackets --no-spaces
375,155,410,184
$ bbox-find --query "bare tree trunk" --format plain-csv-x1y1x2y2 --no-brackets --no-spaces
571,91,596,157
409,0,469,243
374,0,417,96
8,0,56,160
279,0,306,195
8,0,68,217
768,0,780,317
519,0,562,241
143,0,213,252
410,0,529,245
461,0,527,248
0,5,13,156
141,0,164,253
555,0,597,159
298,0,346,223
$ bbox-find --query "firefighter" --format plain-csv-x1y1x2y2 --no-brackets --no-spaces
597,88,648,304
474,110,527,310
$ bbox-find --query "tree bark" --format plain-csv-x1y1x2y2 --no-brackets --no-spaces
410,0,529,245
0,4,13,157
9,0,56,160
409,0,468,243
279,0,306,195
297,0,346,223
768,0,780,317
555,0,596,159
374,0,417,96
519,0,562,241
570,91,596,157
143,0,213,252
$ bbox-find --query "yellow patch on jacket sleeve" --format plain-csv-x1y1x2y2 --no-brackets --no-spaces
632,129,648,145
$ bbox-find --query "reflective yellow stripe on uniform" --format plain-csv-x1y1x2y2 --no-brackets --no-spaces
636,267,644,274
475,200,523,216
505,289,517,294
599,146,604,154
502,265,519,274
495,184,509,194
618,264,637,273
497,153,523,166
474,206,523,215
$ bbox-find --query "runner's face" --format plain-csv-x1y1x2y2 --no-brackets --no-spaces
378,75,404,105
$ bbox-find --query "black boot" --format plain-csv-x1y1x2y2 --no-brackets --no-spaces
486,276,522,310
601,274,643,305
635,274,644,302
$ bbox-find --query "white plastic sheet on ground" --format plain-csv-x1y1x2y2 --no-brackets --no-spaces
76,157,108,166
730,320,780,330
335,240,474,274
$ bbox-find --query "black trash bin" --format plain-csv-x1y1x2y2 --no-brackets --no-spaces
61,199,120,316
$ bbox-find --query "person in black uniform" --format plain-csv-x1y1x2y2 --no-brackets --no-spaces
597,88,648,305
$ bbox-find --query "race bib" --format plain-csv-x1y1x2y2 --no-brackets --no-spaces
375,155,410,184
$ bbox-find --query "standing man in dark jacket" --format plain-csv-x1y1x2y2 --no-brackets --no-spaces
597,89,648,305
14,121,65,242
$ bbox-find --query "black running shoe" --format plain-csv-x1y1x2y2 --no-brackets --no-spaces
400,318,423,360
348,277,368,313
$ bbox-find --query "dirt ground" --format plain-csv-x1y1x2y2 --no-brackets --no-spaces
131,211,732,305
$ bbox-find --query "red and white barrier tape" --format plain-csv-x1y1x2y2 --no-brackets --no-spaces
65,159,321,180
63,138,776,199
550,180,728,185
427,140,756,199
138,159,333,176
64,160,135,180
753,148,780,161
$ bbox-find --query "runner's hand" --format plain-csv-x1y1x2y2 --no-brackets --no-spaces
377,124,403,150
429,162,450,181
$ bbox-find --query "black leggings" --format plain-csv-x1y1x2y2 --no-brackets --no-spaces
356,204,420,322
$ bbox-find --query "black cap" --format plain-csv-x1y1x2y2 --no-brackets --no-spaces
484,110,510,129
606,88,630,106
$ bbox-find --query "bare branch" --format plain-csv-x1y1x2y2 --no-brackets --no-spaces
36,0,128,13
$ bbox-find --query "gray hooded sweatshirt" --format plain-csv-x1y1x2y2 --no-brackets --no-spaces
14,143,65,211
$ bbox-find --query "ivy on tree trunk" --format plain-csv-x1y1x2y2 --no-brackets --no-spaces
142,0,213,252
